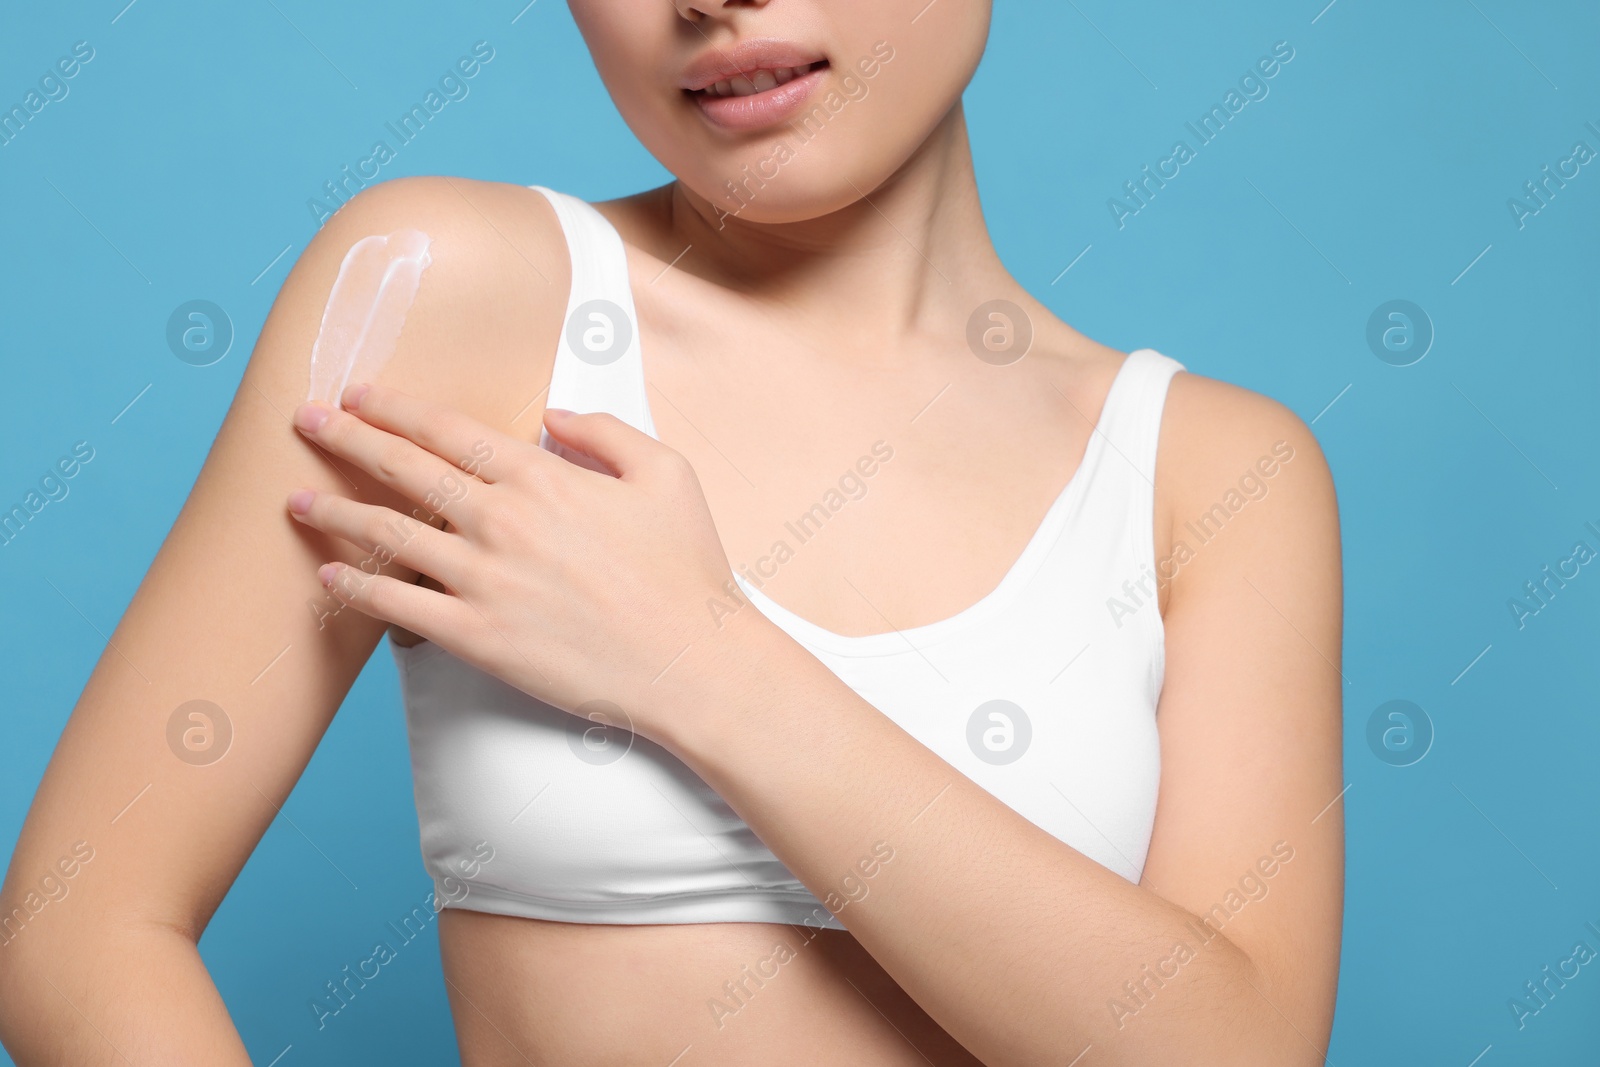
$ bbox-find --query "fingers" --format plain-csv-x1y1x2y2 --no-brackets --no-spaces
317,561,475,647
541,408,679,482
293,399,488,525
288,489,466,588
338,382,530,485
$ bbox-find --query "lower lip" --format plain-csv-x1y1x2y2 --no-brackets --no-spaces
689,65,829,131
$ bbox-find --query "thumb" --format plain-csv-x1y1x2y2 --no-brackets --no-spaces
541,408,658,479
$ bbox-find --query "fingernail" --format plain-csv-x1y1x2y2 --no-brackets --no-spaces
318,563,342,587
287,489,315,515
294,402,330,434
545,407,574,418
342,383,370,411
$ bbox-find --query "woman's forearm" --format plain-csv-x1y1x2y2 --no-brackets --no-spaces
656,622,1312,1067
0,924,252,1067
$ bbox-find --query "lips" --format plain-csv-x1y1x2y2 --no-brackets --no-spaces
696,61,826,98
679,39,831,131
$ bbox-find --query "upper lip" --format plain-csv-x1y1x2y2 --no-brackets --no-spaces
677,38,828,91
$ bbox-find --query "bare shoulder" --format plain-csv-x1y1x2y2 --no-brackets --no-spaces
1161,369,1333,489
278,175,574,436
305,175,570,308
1155,367,1339,574
312,175,568,271
311,175,574,401
270,176,575,639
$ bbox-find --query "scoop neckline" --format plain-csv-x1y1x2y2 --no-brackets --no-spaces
561,186,1153,658
638,344,1154,658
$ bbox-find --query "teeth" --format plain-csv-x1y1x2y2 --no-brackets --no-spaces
702,63,819,97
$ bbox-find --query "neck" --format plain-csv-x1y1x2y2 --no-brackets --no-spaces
658,102,1016,352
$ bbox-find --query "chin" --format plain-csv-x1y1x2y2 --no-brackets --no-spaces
662,135,910,226
696,174,881,227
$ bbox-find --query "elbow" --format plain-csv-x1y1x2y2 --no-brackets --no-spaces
1224,950,1336,1067
0,915,73,1016
0,926,46,1053
0,908,39,1000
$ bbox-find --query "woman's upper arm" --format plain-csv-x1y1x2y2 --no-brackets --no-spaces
1140,372,1345,1049
0,176,567,952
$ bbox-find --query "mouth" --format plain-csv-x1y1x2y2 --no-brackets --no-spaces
692,60,829,99
679,42,831,131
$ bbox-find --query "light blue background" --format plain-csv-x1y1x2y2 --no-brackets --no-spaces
3,1,1597,1064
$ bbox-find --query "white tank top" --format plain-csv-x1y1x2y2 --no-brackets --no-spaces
391,185,1184,931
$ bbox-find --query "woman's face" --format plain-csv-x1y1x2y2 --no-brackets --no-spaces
567,0,991,224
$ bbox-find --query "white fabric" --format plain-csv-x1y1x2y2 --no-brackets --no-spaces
391,184,1183,930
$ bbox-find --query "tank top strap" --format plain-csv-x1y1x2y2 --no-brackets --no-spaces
527,185,654,460
1068,348,1186,571
1093,348,1185,485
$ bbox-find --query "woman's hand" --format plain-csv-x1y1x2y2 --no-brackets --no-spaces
285,381,768,739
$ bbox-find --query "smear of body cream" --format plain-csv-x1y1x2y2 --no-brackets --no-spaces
307,230,433,404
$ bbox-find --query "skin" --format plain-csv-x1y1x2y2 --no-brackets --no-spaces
0,0,1343,1064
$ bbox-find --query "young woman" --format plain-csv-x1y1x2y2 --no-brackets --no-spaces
0,1,1343,1064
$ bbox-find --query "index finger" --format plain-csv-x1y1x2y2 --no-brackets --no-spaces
339,381,530,483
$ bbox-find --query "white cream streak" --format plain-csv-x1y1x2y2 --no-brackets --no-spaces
307,229,433,404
